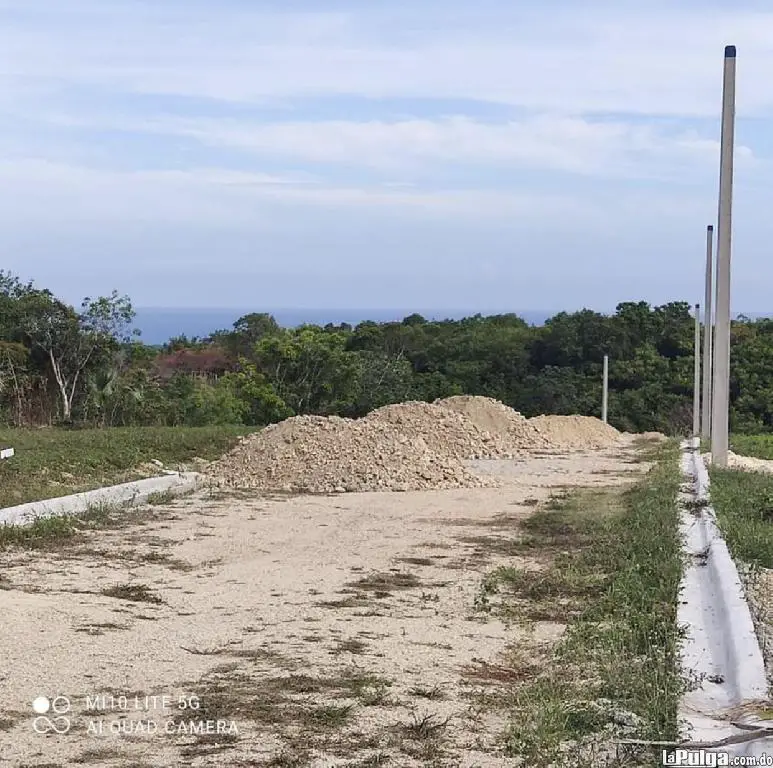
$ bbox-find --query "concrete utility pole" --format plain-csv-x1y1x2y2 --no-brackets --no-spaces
711,45,737,468
602,355,609,424
693,304,701,438
701,225,714,440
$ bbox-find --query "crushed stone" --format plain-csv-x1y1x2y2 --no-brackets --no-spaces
527,414,621,451
206,397,622,494
434,395,550,451
206,413,497,494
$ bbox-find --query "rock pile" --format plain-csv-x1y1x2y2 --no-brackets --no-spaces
527,414,621,450
206,412,496,494
366,401,516,460
206,397,623,494
435,395,550,451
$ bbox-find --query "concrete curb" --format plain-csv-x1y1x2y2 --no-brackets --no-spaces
0,472,204,527
678,439,771,755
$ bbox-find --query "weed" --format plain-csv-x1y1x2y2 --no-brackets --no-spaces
399,712,450,740
0,425,250,509
146,489,177,506
709,466,773,567
304,704,355,728
471,443,685,762
335,638,368,655
101,583,164,604
346,572,421,593
408,685,446,700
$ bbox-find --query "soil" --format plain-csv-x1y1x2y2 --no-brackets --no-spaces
0,438,644,767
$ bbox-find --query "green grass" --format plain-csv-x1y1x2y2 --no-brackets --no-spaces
0,425,253,509
473,441,685,766
729,433,773,460
708,466,773,567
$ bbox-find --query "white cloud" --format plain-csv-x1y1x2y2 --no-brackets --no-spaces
103,114,750,180
0,0,770,309
0,159,603,225
0,2,771,116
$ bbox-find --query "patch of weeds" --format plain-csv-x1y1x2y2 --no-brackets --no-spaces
72,747,124,764
180,644,295,669
303,703,355,728
318,593,372,609
0,712,23,731
0,499,171,553
101,583,164,605
347,753,390,767
403,712,450,737
146,489,176,506
335,638,368,655
346,571,421,593
730,434,773,461
74,621,129,635
709,465,773,567
491,442,685,762
395,556,434,566
0,424,250,510
358,682,394,707
459,534,529,558
135,550,195,571
408,685,446,700
265,751,312,767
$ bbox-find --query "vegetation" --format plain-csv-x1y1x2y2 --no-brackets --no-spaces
709,465,773,568
0,425,248,508
730,434,773,461
474,442,683,765
3,269,773,435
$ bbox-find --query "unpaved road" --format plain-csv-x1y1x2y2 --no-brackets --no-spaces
0,439,647,767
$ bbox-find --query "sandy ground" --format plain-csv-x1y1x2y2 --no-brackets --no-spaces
0,438,647,768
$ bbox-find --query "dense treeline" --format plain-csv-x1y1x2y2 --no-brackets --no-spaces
1,270,771,435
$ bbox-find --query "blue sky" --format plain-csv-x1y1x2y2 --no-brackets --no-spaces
1,1,772,313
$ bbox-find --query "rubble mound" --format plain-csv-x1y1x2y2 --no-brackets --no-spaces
365,401,517,459
527,415,621,450
206,413,496,494
434,395,550,451
637,431,668,442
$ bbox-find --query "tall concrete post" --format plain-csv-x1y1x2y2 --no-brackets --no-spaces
602,355,609,424
701,225,714,440
711,45,736,468
693,304,701,438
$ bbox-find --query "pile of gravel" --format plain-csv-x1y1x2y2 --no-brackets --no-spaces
434,395,550,451
365,401,517,459
527,414,621,450
206,413,496,494
206,397,622,495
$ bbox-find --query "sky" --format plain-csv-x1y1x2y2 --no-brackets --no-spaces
1,0,772,313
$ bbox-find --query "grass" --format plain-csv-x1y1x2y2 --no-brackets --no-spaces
0,501,121,550
172,666,394,762
730,433,773,461
101,583,164,605
471,441,684,766
0,425,252,509
708,465,773,567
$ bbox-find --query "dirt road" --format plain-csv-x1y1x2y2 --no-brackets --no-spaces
0,440,646,767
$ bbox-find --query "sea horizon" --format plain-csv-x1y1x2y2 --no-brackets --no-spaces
132,306,773,346
132,307,563,345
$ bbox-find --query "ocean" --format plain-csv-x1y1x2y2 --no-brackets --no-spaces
132,308,557,345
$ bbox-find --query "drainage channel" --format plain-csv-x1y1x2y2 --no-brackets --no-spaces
677,438,772,758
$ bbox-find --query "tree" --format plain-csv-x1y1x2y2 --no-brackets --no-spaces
19,290,136,422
